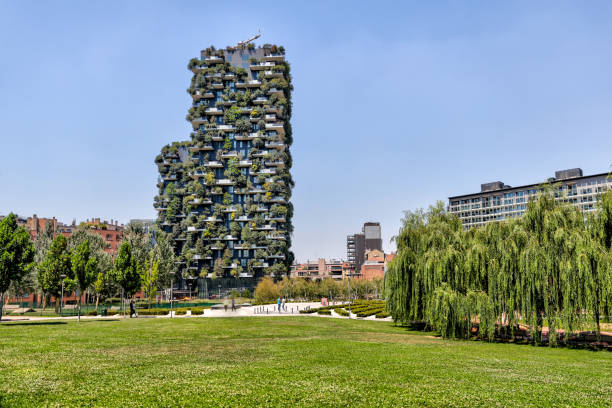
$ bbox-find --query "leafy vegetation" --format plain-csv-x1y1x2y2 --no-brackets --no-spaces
385,189,612,345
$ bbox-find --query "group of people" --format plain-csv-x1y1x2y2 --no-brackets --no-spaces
277,297,287,313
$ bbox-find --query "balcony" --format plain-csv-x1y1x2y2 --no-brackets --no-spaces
192,91,214,100
264,114,276,122
223,73,236,80
267,88,283,96
204,55,224,64
220,151,238,159
190,170,206,178
263,70,283,78
264,54,284,62
266,234,286,240
245,80,262,88
270,196,286,203
265,123,284,134
210,82,224,89
253,97,269,105
205,107,223,115
264,160,284,168
216,179,235,186
265,142,285,150
238,160,252,167
203,160,223,168
188,198,212,205
218,124,235,132
235,133,257,141
251,150,269,157
190,117,207,125
256,168,276,176
189,144,214,151
250,62,276,70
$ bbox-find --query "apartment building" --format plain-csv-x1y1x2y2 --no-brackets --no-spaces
290,259,344,280
448,168,612,229
154,42,293,291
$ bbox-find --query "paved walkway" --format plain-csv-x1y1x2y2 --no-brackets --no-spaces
0,302,393,322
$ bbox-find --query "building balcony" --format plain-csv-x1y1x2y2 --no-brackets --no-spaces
192,91,215,100
263,54,284,62
189,144,214,151
250,62,276,70
216,179,235,186
238,160,252,167
251,150,270,157
264,142,285,150
155,207,168,212
218,124,235,132
220,151,239,159
265,123,284,134
270,196,286,203
264,114,276,122
190,117,207,125
253,97,269,105
162,175,178,181
205,107,223,115
254,225,274,231
267,254,286,259
203,160,223,168
245,80,262,87
256,169,276,176
263,70,283,78
204,55,224,64
266,234,286,240
235,133,257,141
264,160,284,167
223,73,236,80
210,82,224,89
267,88,283,96
188,198,212,205
190,170,206,178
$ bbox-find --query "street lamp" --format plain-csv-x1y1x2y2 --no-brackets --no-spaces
59,274,67,317
169,271,175,318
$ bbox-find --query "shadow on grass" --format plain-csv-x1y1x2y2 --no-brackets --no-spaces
1,321,68,326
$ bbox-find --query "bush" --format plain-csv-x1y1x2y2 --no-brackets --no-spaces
335,308,349,317
317,309,332,315
254,277,280,304
299,308,318,314
375,312,390,319
86,310,97,316
241,289,252,298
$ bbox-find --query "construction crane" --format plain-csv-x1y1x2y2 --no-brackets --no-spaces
237,31,261,48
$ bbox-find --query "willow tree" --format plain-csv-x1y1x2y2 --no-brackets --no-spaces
385,189,612,345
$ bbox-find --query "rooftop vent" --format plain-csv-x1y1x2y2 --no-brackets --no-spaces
555,168,583,180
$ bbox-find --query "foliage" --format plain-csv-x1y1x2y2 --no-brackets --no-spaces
385,191,612,344
113,242,142,298
71,239,98,320
38,235,75,312
254,277,280,304
0,214,35,320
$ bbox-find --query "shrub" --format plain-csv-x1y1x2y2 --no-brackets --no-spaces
254,277,280,304
375,312,390,319
86,310,97,316
317,309,332,315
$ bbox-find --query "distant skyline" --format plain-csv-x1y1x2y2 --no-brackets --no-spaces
1,1,611,262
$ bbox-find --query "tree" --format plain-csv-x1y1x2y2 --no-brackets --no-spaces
141,254,159,309
254,277,280,304
38,235,74,313
32,222,55,307
114,242,142,313
152,228,176,289
0,214,35,321
71,239,98,321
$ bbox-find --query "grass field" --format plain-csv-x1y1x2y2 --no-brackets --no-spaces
0,317,610,407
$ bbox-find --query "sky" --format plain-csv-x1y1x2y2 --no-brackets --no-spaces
1,1,611,262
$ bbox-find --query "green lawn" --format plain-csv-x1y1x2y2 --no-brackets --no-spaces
0,317,610,407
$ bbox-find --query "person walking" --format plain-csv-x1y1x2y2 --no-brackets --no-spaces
277,297,281,313
224,298,228,312
129,299,136,318
231,297,236,312
281,297,286,312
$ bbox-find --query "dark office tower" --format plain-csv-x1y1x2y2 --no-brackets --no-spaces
346,233,365,273
362,222,382,251
154,42,294,294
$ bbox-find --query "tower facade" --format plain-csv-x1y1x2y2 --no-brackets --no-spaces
154,43,294,293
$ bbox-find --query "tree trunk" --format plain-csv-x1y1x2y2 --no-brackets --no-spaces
0,292,4,322
78,296,81,322
55,297,60,314
95,294,99,312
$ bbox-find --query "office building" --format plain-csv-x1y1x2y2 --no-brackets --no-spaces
154,41,293,292
347,222,382,272
448,168,612,229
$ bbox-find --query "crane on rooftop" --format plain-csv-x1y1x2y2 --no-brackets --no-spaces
237,31,261,48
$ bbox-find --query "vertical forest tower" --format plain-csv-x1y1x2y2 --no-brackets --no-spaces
154,42,294,293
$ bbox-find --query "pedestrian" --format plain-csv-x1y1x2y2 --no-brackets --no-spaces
129,299,136,318
281,297,286,312
231,297,236,311
277,297,281,313
224,298,228,312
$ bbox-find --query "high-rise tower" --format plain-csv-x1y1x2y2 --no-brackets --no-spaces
154,42,294,294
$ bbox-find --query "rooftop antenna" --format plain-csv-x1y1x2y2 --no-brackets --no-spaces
237,30,261,48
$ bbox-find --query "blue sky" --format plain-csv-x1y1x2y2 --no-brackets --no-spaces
1,1,611,262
